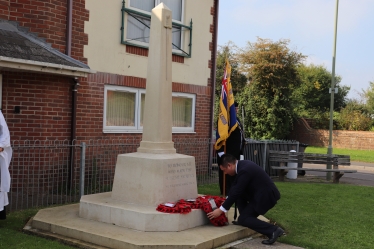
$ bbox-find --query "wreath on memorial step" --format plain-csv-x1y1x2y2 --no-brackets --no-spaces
156,195,228,226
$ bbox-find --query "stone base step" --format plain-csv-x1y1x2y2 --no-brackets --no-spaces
24,203,263,249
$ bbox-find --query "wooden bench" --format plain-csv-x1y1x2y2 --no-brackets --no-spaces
269,150,357,183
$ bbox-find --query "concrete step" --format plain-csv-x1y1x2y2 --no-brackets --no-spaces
24,203,262,249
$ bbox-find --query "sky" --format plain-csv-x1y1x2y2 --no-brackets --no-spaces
217,0,374,99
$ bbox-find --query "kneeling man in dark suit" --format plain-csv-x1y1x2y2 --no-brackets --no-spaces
207,154,284,245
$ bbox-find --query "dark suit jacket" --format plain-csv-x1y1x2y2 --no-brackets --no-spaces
222,160,280,215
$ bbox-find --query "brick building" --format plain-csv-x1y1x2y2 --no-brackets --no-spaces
0,0,219,144
0,1,220,203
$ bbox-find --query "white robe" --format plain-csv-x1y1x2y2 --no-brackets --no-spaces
0,110,12,211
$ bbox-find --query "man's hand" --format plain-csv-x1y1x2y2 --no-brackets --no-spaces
207,208,223,220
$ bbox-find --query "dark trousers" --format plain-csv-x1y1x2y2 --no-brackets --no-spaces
0,206,6,220
236,199,277,238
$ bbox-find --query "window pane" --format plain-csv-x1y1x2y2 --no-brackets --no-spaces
130,0,155,12
130,0,182,21
106,90,136,126
161,0,182,21
127,14,151,43
172,96,192,127
172,26,181,49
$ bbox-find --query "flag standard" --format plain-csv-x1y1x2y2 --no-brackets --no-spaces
215,59,238,150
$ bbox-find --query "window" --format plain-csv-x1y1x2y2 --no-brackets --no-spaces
122,0,191,57
103,85,195,133
171,93,194,131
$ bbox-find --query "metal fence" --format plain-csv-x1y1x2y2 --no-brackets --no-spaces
7,138,299,212
8,138,219,212
243,139,303,175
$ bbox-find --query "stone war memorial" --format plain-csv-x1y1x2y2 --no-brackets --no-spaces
25,4,255,248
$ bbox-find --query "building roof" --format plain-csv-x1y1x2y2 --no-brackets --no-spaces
0,19,95,77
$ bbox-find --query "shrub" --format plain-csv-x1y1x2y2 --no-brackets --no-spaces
337,108,372,131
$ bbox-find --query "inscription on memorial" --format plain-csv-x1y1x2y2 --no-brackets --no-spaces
165,161,196,188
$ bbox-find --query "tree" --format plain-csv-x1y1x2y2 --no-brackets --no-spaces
215,42,247,97
236,38,305,139
363,81,374,115
293,64,350,117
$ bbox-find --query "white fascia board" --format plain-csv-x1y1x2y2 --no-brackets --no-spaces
0,56,96,77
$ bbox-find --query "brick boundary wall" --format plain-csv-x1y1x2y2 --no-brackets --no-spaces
288,118,374,150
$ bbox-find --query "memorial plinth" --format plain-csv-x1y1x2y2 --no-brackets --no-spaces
79,152,205,231
111,153,197,206
78,3,206,232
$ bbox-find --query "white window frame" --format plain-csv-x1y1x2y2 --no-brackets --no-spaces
103,85,195,133
103,85,141,133
171,92,195,133
126,0,185,54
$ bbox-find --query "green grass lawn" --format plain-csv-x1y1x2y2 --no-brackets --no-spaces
305,146,374,163
1,181,373,249
0,208,75,249
198,182,374,249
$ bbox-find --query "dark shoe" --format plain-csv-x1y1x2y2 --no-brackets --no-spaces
262,227,284,245
232,220,239,225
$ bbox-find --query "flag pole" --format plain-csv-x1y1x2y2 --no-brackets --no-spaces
215,57,236,197
327,0,339,181
223,143,226,197
223,58,228,197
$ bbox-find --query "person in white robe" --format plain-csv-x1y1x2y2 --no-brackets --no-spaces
0,110,12,219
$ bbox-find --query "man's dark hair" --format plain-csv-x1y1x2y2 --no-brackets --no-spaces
220,154,237,167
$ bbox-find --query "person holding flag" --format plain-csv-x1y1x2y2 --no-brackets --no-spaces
215,58,243,196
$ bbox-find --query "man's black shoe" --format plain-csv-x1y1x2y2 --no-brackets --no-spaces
232,220,239,225
261,227,284,245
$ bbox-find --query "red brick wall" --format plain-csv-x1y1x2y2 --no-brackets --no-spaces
70,0,88,63
0,0,10,19
1,74,206,142
76,72,212,141
126,45,185,63
288,118,374,150
1,72,72,141
3,0,88,63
